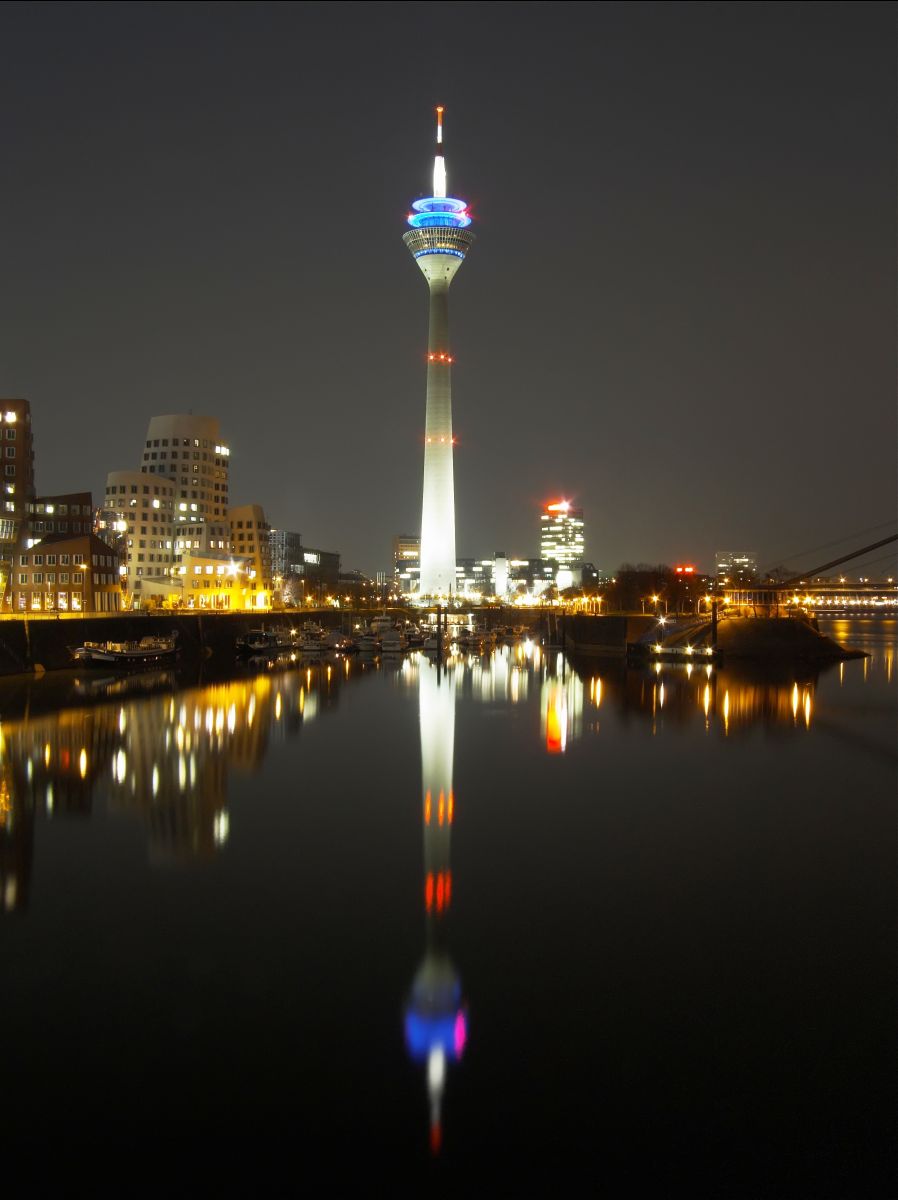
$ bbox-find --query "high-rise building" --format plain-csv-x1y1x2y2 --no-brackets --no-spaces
539,501,585,577
394,534,421,593
716,551,758,585
0,400,36,604
269,529,304,581
403,108,475,597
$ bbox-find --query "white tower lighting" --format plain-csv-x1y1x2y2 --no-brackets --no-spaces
403,107,474,598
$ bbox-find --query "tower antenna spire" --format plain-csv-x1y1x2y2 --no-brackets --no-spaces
433,105,446,198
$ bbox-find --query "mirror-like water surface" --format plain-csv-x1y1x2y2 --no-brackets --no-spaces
2,619,894,1187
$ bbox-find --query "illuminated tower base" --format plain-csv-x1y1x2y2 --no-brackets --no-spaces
403,108,474,598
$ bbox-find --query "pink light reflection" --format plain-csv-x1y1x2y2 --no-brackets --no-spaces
454,1011,467,1058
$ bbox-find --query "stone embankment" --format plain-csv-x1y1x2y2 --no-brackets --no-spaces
560,614,863,660
0,610,361,677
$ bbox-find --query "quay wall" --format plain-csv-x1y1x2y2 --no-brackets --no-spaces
0,610,372,677
559,614,656,656
556,613,860,660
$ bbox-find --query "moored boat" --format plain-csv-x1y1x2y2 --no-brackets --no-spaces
236,628,298,655
70,634,179,669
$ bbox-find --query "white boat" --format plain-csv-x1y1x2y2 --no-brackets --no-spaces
381,630,408,653
369,613,396,636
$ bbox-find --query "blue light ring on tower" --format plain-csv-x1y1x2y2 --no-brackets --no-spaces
412,197,467,213
408,196,472,230
412,248,465,260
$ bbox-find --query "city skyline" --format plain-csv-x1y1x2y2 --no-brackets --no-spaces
0,5,894,578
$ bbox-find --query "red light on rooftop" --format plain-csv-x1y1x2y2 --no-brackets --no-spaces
675,565,696,575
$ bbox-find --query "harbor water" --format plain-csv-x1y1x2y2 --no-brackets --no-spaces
1,618,894,1188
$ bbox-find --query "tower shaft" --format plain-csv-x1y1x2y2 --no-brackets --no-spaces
421,282,456,596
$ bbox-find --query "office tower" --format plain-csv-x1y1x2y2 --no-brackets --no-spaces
0,400,36,603
715,551,758,585
540,500,585,576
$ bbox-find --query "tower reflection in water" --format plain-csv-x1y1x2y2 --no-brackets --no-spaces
405,659,466,1155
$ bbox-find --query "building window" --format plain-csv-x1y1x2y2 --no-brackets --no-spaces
46,554,56,565
18,573,26,584
33,572,43,584
33,554,43,565
4,466,15,476
60,572,69,584
73,572,83,584
4,447,14,458
71,592,82,611
19,555,27,565
61,554,69,565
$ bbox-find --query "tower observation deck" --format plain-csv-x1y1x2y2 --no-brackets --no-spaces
403,107,474,597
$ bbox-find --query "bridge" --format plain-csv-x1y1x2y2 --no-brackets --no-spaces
725,531,897,615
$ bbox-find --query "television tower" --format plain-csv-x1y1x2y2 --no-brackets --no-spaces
403,107,474,597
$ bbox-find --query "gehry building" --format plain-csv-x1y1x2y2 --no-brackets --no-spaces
104,414,271,609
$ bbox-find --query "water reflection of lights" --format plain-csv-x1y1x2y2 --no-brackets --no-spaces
0,664,350,871
406,661,467,1155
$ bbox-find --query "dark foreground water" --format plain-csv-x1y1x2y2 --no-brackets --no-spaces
2,619,895,1190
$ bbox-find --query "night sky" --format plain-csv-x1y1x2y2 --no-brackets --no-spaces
0,2,894,577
